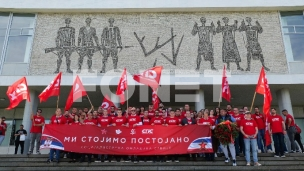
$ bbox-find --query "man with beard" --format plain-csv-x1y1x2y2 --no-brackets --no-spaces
148,104,155,119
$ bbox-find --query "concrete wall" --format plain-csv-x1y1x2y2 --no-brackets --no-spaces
29,12,287,76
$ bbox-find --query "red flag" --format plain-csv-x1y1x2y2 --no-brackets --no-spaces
152,89,159,110
221,65,231,102
133,66,163,90
255,67,272,146
6,77,30,109
101,95,117,110
64,76,87,111
116,68,127,105
39,72,62,102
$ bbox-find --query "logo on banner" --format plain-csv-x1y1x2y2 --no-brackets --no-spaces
187,137,212,152
101,129,107,134
142,129,153,134
116,129,122,135
130,129,136,135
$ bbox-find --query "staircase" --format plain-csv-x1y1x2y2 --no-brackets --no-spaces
0,153,304,171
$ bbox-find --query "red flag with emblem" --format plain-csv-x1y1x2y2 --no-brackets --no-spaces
152,89,159,110
116,68,127,105
221,65,231,102
101,95,117,110
6,77,30,109
39,72,62,102
64,76,87,111
133,66,163,90
256,67,272,146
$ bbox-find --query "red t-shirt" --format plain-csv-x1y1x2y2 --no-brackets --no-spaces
127,115,141,126
227,110,234,115
98,116,112,127
240,119,258,138
269,115,284,133
84,119,98,125
151,117,164,125
162,117,167,124
198,118,215,126
252,113,265,130
148,110,155,119
181,110,193,118
139,112,144,118
186,118,194,125
50,115,67,125
0,122,7,135
142,117,151,125
70,121,82,125
30,115,45,133
232,114,244,127
285,114,295,127
175,115,182,124
64,116,74,124
109,114,116,120
166,117,179,125
209,116,217,123
112,117,127,126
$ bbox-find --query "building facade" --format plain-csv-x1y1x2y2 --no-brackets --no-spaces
0,0,303,152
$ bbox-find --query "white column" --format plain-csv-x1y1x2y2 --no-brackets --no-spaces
276,88,293,116
22,91,39,154
195,89,205,112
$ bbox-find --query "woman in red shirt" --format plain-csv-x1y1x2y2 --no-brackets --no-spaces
240,112,261,166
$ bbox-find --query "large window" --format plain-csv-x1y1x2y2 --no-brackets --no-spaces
0,13,35,67
281,11,304,61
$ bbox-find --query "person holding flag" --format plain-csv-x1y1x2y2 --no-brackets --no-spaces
28,109,45,155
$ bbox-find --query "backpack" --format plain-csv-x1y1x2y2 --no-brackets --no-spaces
295,124,302,134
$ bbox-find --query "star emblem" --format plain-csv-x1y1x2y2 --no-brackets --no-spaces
101,129,107,134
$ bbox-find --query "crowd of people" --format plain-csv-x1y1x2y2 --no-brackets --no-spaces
7,103,304,166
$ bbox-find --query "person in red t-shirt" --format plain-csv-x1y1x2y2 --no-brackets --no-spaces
282,109,296,152
70,115,82,126
268,108,286,157
112,109,127,127
150,111,164,125
63,111,74,124
97,109,112,127
47,108,66,163
28,109,45,155
84,113,98,125
181,104,192,118
69,114,81,163
181,111,196,125
147,104,155,119
161,109,167,124
252,107,268,153
0,117,7,145
71,107,78,117
232,107,244,156
139,106,145,118
240,112,261,166
175,109,182,124
142,111,151,125
164,110,180,162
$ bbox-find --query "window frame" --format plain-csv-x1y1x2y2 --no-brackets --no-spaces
0,13,36,74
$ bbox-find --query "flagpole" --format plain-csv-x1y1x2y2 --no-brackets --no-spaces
56,96,59,109
126,89,129,110
249,92,257,113
86,94,93,108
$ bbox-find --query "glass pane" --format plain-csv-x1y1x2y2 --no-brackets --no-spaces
9,29,21,36
4,36,32,63
282,26,295,33
295,26,304,33
0,36,4,55
0,13,9,28
281,11,304,26
0,28,6,36
11,13,35,29
286,34,304,61
21,28,33,35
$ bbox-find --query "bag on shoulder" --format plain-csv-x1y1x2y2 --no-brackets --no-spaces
295,124,302,134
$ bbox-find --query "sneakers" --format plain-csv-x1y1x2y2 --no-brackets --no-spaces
274,155,280,157
46,159,52,163
95,159,101,163
267,149,274,153
104,159,109,163
225,158,229,163
246,163,251,166
254,162,262,166
63,154,67,158
133,161,138,164
214,153,217,158
139,160,144,162
36,151,41,155
166,160,171,163
174,160,179,163
147,160,153,163
27,151,32,155
232,160,237,166
281,155,286,158
124,158,131,162
111,160,116,163
258,149,262,153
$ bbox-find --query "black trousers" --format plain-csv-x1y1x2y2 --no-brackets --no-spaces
15,140,24,154
295,133,304,152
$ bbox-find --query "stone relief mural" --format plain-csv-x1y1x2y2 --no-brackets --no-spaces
33,12,286,75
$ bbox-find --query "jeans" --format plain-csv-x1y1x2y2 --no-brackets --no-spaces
221,143,236,160
272,133,285,156
295,133,304,152
244,138,258,163
29,133,42,153
0,135,5,145
257,129,266,152
49,149,60,161
287,126,296,151
235,133,244,155
15,140,25,154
